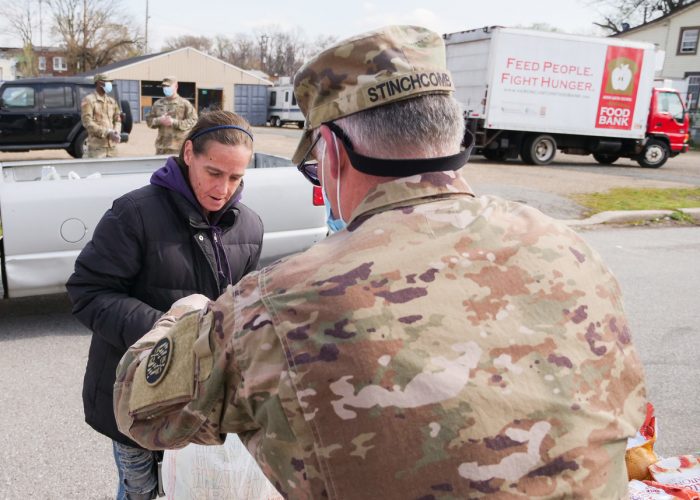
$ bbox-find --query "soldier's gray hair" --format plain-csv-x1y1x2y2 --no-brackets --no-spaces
336,94,465,159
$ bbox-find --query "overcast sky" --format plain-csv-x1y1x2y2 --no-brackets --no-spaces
2,0,608,50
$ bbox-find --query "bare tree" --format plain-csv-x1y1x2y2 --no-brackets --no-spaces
258,26,307,77
155,27,337,78
211,35,233,60
310,34,340,53
216,34,258,69
49,0,141,72
1,0,35,46
590,0,695,34
162,34,213,53
0,0,38,75
254,26,337,78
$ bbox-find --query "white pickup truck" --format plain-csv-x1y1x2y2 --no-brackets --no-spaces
0,153,327,298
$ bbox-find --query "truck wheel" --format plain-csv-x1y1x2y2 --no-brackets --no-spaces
637,139,669,168
521,134,556,165
69,130,89,158
593,153,619,165
297,121,304,129
271,117,281,127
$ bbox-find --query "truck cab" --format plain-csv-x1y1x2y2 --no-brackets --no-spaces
644,88,690,164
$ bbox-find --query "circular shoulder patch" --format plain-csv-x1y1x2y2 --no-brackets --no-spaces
145,337,173,386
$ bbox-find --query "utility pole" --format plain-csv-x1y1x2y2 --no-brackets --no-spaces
144,0,149,53
260,34,268,72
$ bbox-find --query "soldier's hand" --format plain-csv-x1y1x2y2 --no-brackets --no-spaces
172,293,210,311
108,130,121,143
160,115,173,127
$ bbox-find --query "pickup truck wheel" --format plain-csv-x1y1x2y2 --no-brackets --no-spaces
593,153,619,165
69,130,89,158
637,139,669,168
521,134,556,165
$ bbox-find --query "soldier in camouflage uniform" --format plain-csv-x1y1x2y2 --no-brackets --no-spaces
81,73,121,158
114,26,647,498
146,76,197,155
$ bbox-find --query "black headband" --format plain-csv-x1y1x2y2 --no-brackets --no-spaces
190,125,254,142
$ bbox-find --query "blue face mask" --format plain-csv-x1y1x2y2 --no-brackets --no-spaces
103,82,113,93
323,189,346,233
321,137,347,233
163,86,174,97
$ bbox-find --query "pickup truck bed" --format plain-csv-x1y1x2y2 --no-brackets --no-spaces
0,154,326,298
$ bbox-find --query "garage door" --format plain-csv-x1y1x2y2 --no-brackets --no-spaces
234,84,268,126
115,79,141,123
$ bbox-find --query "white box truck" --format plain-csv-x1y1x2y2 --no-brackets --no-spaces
444,27,690,167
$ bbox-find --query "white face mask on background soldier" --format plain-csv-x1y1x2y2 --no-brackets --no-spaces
163,86,174,97
103,82,113,93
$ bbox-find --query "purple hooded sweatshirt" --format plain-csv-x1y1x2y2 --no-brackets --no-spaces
150,156,243,286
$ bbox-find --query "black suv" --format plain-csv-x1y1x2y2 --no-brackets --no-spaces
0,77,133,158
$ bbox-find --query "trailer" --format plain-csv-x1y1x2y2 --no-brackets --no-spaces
267,79,304,128
444,27,690,167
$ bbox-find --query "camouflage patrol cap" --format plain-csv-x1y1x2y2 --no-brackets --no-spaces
93,73,112,83
161,76,177,86
291,25,454,163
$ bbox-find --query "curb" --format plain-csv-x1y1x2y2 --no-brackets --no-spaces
562,207,700,227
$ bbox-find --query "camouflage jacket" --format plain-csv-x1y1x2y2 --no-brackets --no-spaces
115,170,646,499
146,95,197,153
80,92,121,148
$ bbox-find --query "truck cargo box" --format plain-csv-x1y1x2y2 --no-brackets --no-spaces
445,28,657,140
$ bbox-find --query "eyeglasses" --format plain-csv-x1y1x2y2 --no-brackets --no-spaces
296,132,321,186
296,122,353,186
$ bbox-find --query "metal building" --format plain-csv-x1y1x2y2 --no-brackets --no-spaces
81,47,272,125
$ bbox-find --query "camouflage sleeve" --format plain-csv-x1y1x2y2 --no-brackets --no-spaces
145,100,162,129
114,274,269,450
174,99,197,131
81,96,109,138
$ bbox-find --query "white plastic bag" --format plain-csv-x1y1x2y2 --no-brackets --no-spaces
40,166,60,181
161,435,282,499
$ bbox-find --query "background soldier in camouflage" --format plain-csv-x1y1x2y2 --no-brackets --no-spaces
115,26,647,498
81,73,121,158
146,76,197,155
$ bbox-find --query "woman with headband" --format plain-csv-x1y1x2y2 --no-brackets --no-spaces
66,110,263,499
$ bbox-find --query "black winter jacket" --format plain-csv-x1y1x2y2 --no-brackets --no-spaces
66,181,263,446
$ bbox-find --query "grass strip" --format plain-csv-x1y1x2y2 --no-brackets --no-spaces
572,187,700,216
